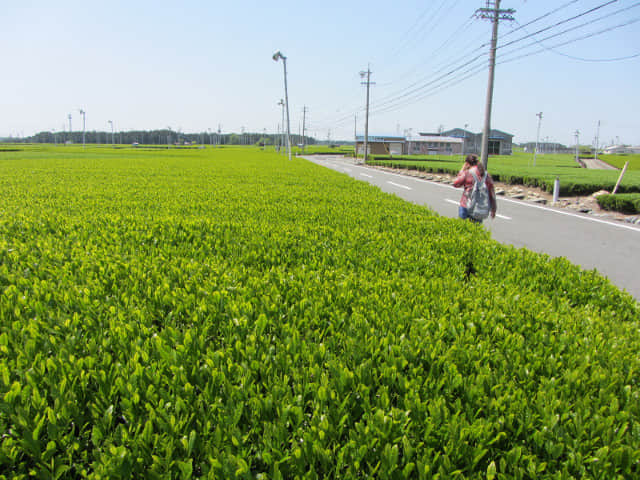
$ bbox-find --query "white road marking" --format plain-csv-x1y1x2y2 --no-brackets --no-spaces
310,158,639,232
497,196,640,232
360,173,373,178
387,181,412,190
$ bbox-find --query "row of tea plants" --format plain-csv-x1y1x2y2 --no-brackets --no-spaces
0,146,639,478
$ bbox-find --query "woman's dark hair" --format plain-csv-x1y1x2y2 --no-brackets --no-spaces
465,154,485,174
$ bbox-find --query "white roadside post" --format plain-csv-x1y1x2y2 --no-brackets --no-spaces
553,177,560,204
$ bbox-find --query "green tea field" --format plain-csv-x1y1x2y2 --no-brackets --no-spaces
1,146,639,479
368,151,640,196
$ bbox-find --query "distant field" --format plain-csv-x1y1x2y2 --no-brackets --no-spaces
368,151,640,195
600,153,640,170
1,145,638,478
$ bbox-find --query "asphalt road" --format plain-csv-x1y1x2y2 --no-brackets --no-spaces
304,155,640,301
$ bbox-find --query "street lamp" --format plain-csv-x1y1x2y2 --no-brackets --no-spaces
273,51,292,161
79,109,86,148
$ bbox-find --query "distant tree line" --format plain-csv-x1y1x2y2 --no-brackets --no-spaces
17,130,316,147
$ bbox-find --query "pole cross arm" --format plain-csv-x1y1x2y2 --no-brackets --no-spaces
475,8,515,20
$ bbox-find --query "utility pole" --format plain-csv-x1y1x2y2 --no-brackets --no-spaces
68,114,72,144
574,129,580,164
533,111,542,166
301,106,308,154
360,65,374,164
476,0,515,169
79,109,86,149
462,123,469,160
108,120,114,147
278,99,285,154
354,114,357,157
594,120,601,161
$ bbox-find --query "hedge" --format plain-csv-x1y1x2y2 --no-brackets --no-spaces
596,193,640,214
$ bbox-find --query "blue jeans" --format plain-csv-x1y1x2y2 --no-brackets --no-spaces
459,206,482,223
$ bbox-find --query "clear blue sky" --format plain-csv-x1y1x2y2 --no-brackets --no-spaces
3,0,639,146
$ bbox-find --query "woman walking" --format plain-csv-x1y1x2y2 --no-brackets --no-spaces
453,154,497,222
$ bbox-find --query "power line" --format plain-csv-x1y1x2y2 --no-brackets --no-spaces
497,16,640,65
501,0,581,39
388,0,455,60
510,19,640,62
499,0,619,50
319,1,638,133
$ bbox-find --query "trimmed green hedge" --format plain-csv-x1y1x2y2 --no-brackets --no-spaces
597,193,640,214
1,146,639,478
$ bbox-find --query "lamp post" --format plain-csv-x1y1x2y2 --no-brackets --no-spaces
273,51,291,161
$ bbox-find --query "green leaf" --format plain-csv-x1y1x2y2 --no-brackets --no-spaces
487,460,497,480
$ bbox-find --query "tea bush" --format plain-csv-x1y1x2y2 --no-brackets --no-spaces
596,193,640,214
0,146,638,478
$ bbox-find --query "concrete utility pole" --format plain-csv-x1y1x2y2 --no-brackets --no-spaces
79,109,86,149
301,106,308,154
533,111,542,166
108,120,114,147
594,120,601,161
68,114,72,143
277,99,285,154
360,65,374,163
476,0,515,169
462,123,469,160
354,114,358,156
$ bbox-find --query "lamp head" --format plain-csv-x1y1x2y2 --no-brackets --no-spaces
272,51,285,61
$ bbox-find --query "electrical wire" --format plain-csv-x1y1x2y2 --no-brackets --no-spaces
498,16,640,65
501,0,581,38
510,19,640,62
317,0,639,131
499,0,619,50
368,15,640,118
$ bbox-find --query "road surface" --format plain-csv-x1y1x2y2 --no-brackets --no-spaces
304,155,640,301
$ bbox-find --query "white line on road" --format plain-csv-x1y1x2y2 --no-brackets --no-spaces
360,173,373,178
309,158,639,232
367,167,638,231
387,181,412,190
497,196,640,232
